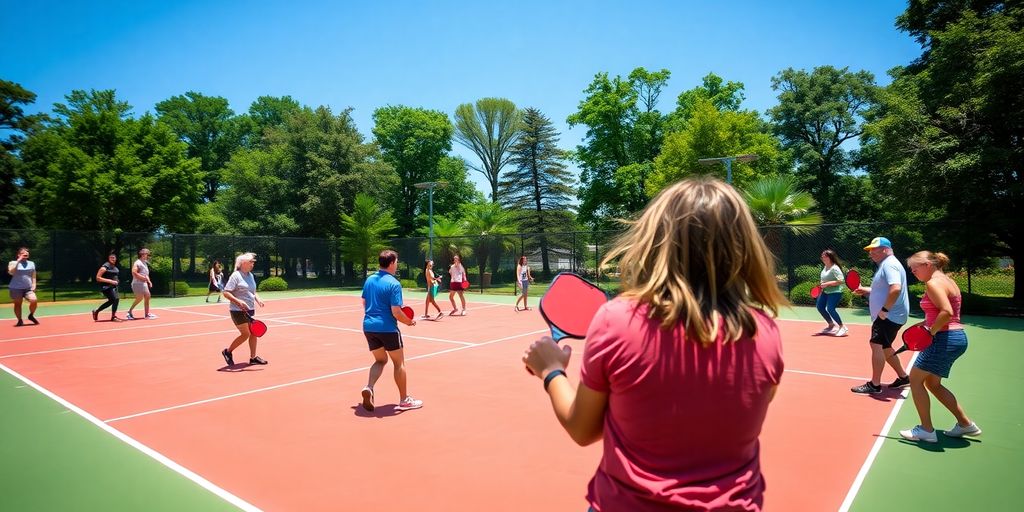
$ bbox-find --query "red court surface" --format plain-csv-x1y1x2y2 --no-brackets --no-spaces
0,295,912,511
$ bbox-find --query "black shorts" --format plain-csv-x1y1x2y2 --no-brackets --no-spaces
364,331,403,351
230,309,255,326
869,317,902,349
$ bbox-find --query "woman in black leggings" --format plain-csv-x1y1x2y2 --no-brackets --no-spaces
92,253,123,322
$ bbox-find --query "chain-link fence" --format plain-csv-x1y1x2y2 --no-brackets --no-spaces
1,223,1017,314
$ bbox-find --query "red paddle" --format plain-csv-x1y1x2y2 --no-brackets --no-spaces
538,273,609,342
810,285,822,299
401,306,415,322
845,269,862,291
244,311,268,338
895,324,933,355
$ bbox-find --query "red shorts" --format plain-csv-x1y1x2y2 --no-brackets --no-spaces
450,281,466,291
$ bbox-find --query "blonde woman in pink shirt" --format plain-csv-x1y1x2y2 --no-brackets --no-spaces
523,177,787,512
899,251,981,443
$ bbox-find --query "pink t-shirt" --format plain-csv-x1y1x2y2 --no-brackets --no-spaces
580,298,784,511
920,293,963,331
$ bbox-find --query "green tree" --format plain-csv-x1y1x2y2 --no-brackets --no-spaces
567,68,670,226
416,215,472,267
339,193,398,279
415,156,482,221
216,147,298,235
0,79,44,229
742,175,823,229
651,98,787,192
453,97,522,202
246,95,302,146
670,72,746,129
500,107,575,277
866,1,1024,298
768,66,879,218
155,92,246,201
373,105,454,236
460,200,517,282
19,89,203,235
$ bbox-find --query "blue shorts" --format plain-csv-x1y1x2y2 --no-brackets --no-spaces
914,329,968,378
520,279,529,294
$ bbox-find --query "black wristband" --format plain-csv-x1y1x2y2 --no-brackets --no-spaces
881,306,889,313
543,369,566,391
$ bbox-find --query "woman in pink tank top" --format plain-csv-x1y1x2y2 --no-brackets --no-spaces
523,178,787,511
899,251,982,443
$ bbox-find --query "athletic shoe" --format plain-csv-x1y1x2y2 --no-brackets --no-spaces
818,326,835,334
459,310,467,316
249,356,268,365
834,325,849,337
92,310,99,322
899,425,938,443
361,387,374,412
435,312,444,320
126,312,135,320
145,313,158,319
889,376,911,389
449,310,459,316
945,422,982,437
851,381,882,394
111,316,124,322
28,314,38,325
14,320,24,327
221,348,234,366
396,396,423,411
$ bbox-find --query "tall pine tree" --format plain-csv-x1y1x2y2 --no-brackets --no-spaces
500,108,575,277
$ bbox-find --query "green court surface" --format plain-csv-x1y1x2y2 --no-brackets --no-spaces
2,293,1021,511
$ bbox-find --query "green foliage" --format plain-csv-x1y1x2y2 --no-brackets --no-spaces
19,89,203,233
453,98,523,202
339,193,398,277
258,276,288,292
742,175,823,231
173,281,191,297
669,72,746,129
866,3,1024,299
461,200,518,278
147,257,172,295
155,92,245,202
651,98,788,192
0,79,43,230
417,216,472,265
416,156,481,221
769,66,879,220
567,68,670,226
794,264,821,283
373,105,454,236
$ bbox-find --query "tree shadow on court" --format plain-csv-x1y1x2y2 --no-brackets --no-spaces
216,363,265,372
878,434,980,452
351,404,403,418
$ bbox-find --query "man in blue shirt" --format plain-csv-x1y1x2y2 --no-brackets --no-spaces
851,237,911,394
360,249,422,412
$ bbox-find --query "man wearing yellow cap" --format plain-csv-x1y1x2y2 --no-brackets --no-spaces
851,237,910,394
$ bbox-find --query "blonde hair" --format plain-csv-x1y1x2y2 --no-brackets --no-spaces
235,252,256,271
601,177,787,344
907,251,950,271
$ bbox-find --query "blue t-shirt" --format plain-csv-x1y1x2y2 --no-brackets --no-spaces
362,270,403,333
869,254,909,324
8,260,35,290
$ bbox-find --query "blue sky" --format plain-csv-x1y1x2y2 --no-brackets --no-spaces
3,0,921,193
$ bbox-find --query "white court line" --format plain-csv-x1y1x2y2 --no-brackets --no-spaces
785,369,868,381
105,328,550,423
268,319,474,346
0,362,262,512
838,352,920,512
0,304,359,343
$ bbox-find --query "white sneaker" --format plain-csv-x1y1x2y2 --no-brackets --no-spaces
899,425,938,443
396,396,423,411
945,422,982,437
833,326,849,337
818,326,835,334
145,313,158,319
360,387,374,412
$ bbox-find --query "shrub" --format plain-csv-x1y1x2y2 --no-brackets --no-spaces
147,257,172,295
400,279,418,289
173,281,190,297
258,276,288,292
794,265,821,283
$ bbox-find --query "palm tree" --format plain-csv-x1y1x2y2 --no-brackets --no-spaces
742,175,822,231
416,215,472,269
339,193,398,280
461,201,518,287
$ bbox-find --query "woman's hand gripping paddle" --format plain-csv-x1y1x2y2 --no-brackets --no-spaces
895,323,933,355
244,311,268,338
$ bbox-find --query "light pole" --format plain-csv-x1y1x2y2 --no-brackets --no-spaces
697,154,758,184
413,181,448,261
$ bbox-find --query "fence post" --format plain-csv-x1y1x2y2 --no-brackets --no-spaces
571,232,576,273
170,233,177,298
51,229,57,302
966,259,973,295
785,228,793,300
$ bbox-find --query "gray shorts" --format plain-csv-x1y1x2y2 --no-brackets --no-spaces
520,279,530,294
9,288,36,300
131,281,151,296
